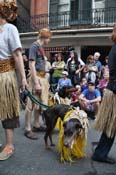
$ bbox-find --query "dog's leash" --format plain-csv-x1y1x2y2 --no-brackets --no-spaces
24,89,50,109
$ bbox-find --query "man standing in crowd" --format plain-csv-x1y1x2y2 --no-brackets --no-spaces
94,52,102,78
92,25,116,164
24,28,52,140
0,0,27,160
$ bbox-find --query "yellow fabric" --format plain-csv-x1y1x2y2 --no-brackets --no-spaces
57,110,87,162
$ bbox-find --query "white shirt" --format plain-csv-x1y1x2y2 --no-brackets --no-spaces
0,23,22,60
66,57,85,67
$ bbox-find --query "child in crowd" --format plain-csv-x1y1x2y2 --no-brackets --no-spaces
81,77,88,92
71,85,81,107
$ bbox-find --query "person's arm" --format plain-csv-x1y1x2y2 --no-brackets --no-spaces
90,90,101,103
29,61,41,92
13,49,27,90
29,43,42,92
83,65,89,73
78,57,85,66
56,79,60,90
79,93,89,103
52,62,56,69
76,64,84,74
55,61,65,70
9,25,27,90
68,79,72,86
90,96,101,103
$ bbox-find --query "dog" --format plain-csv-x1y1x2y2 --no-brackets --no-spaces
49,86,77,106
43,104,89,162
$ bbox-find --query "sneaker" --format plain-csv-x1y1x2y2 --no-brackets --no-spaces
0,146,14,161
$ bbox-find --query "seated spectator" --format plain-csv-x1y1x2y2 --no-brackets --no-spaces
57,71,72,91
83,55,98,83
79,81,101,115
71,85,81,107
80,77,88,92
52,53,65,84
45,56,52,82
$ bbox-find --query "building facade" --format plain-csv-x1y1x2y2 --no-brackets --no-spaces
17,0,116,61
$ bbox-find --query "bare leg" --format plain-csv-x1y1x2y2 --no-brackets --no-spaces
25,110,32,131
33,109,40,128
25,110,38,140
5,129,14,148
94,102,100,115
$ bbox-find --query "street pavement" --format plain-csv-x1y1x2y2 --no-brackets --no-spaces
0,111,116,175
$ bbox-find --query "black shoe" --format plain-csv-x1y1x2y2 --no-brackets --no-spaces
92,155,116,164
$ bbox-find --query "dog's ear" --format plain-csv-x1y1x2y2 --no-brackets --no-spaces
75,122,82,129
63,122,67,128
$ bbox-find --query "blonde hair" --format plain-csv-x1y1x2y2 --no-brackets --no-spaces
38,28,52,39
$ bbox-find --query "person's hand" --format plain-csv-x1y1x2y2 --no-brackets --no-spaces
85,99,90,104
89,100,93,104
34,83,42,94
75,70,80,74
21,78,28,91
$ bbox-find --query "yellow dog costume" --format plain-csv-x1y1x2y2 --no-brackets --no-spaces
56,108,89,163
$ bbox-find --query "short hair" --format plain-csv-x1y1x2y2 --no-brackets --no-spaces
38,28,52,39
94,52,101,58
111,25,116,43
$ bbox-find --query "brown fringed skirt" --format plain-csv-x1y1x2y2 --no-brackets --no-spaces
94,89,116,138
0,70,20,121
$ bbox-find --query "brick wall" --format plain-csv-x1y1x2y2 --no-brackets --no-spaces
31,0,48,16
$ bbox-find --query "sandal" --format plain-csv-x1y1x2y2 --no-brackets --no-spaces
0,146,14,161
32,126,46,132
24,130,39,140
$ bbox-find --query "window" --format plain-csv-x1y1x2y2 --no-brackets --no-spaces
70,0,79,22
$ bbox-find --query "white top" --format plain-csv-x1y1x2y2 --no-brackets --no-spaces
0,23,22,60
67,57,85,67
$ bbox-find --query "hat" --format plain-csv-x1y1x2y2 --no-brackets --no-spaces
88,81,95,86
38,28,52,39
0,0,18,21
62,71,68,76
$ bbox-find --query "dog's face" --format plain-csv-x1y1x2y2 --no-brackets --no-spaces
63,118,82,148
58,86,74,99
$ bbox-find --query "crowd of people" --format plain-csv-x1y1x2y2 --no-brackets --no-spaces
20,46,110,138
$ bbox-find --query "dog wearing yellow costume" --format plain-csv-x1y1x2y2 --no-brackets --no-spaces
43,104,89,163
58,108,89,162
